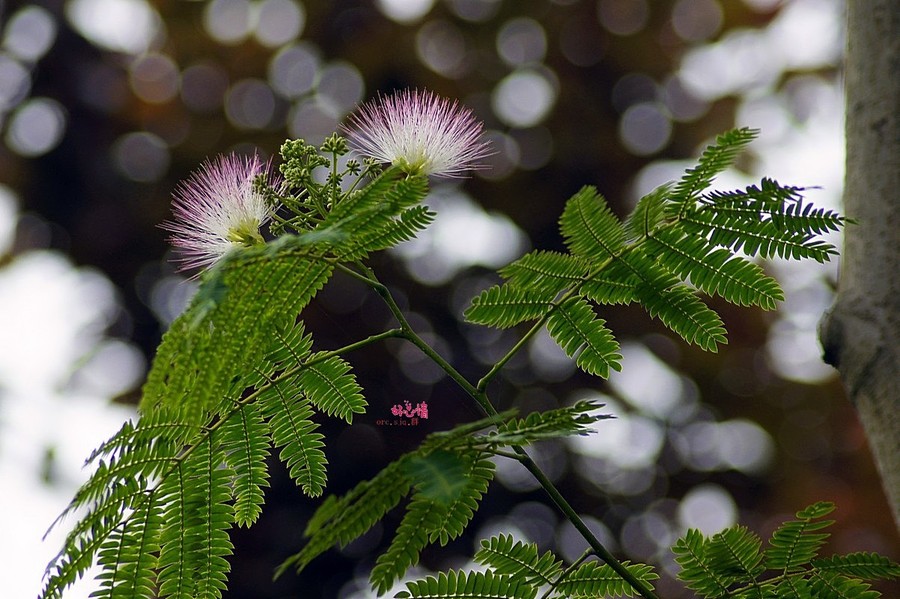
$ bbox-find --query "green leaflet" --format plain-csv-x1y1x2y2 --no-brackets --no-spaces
811,552,900,581
668,127,759,216
258,378,328,498
396,569,538,599
465,284,551,328
765,501,836,572
368,449,495,594
219,402,270,527
545,297,622,378
475,534,564,587
645,228,783,310
43,240,356,599
560,185,626,260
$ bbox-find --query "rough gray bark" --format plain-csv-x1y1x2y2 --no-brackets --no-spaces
820,1,900,528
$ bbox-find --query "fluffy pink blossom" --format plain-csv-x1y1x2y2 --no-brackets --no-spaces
344,89,491,178
162,153,272,272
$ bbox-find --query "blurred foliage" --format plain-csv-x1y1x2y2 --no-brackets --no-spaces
0,0,896,597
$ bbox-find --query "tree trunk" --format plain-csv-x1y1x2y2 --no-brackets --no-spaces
820,1,900,528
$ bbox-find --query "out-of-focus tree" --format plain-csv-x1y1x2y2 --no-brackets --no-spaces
821,0,900,527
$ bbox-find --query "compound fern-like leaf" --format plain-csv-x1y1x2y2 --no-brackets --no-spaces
627,252,727,351
705,526,765,589
809,572,879,599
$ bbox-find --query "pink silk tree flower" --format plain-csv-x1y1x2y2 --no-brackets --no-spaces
162,153,273,272
344,89,492,178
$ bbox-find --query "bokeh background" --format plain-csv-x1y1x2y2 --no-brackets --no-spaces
1,0,897,597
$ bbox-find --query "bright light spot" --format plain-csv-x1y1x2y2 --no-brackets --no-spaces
317,61,364,114
673,418,775,474
492,69,557,128
567,396,666,469
597,0,649,36
622,509,676,558
0,185,17,255
73,340,146,397
768,0,842,69
391,187,527,285
619,102,671,156
2,5,58,62
66,0,160,54
671,0,722,42
376,0,434,24
663,74,709,122
679,29,782,100
0,253,117,392
766,318,836,383
269,43,320,99
678,484,737,534
609,342,684,419
225,78,276,129
0,53,30,111
416,20,469,78
717,419,775,474
255,0,305,47
113,132,170,182
0,245,136,598
742,0,780,10
204,0,253,45
496,17,546,66
5,97,66,157
129,53,180,104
